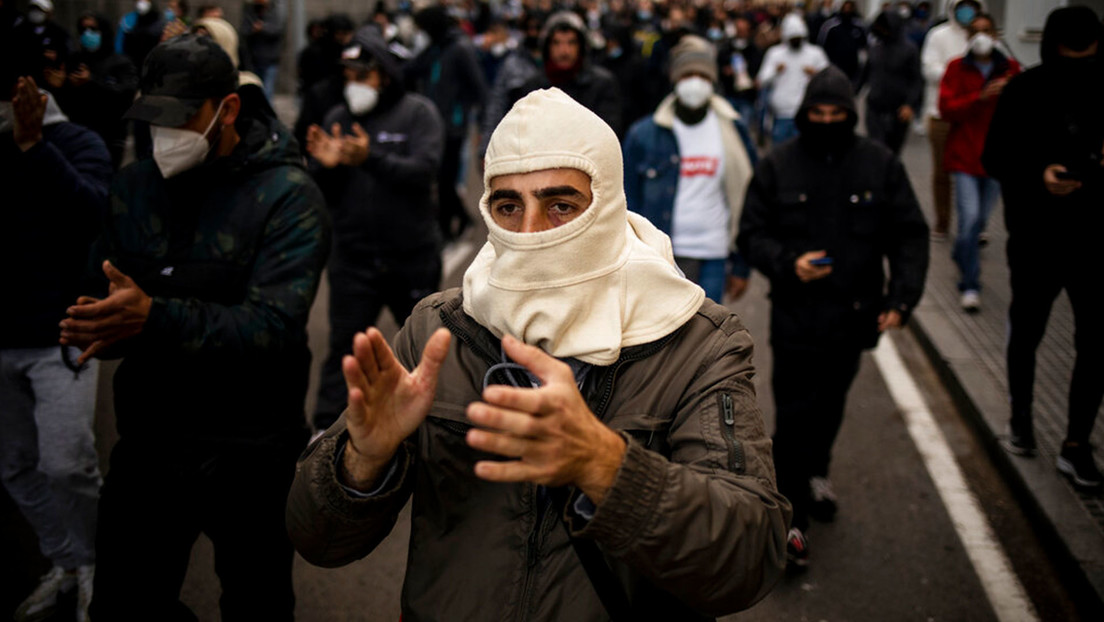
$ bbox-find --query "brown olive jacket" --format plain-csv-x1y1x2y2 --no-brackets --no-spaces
286,288,790,621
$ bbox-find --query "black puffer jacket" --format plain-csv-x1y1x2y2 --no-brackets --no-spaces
738,68,929,349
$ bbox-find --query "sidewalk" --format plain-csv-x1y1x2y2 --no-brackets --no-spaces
896,129,1104,609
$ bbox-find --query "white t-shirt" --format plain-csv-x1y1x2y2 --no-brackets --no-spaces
671,109,729,260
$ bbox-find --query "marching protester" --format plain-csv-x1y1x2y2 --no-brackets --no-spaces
61,35,329,619
287,87,790,620
739,66,929,568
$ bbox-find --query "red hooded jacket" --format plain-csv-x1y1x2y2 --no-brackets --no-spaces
939,51,1021,176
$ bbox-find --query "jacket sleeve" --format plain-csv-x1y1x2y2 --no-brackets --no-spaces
139,173,330,356
12,125,111,230
286,302,431,566
755,47,778,87
736,157,799,284
622,121,646,214
361,101,445,187
286,420,416,567
570,319,790,615
937,60,981,122
881,158,930,321
920,29,947,86
906,45,924,112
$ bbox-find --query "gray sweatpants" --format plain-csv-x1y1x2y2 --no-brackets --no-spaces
0,346,101,568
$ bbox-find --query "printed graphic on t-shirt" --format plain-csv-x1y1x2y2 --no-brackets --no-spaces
681,156,720,177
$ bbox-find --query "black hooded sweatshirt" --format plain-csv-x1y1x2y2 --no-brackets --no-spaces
981,6,1104,241
864,10,922,114
738,67,929,349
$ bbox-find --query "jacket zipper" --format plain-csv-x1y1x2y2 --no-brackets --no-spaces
438,308,548,621
593,333,677,419
719,393,745,474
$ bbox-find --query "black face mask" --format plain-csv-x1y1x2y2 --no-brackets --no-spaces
788,38,803,51
800,121,854,152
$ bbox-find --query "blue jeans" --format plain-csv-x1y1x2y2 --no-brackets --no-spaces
771,117,798,146
0,347,101,568
258,63,279,101
951,172,1000,292
675,257,727,303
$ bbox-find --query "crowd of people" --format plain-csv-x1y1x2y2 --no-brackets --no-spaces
2,0,1103,620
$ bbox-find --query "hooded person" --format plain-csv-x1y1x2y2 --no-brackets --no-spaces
64,34,330,619
755,12,830,145
192,16,264,89
516,10,622,136
981,6,1104,489
287,87,791,621
305,26,446,434
623,35,758,304
739,66,929,568
404,3,487,241
55,12,138,168
863,8,923,154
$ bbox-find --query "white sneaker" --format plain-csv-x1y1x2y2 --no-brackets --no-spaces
960,290,981,313
77,565,94,622
14,566,76,621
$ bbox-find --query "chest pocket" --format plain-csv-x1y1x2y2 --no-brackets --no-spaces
776,189,813,234
845,188,882,237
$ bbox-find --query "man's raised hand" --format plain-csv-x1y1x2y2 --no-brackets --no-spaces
341,327,451,491
465,335,627,505
60,261,151,364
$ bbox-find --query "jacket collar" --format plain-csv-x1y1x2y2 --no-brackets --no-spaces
653,93,739,129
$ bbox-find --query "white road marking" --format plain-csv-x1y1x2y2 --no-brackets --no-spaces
873,337,1039,622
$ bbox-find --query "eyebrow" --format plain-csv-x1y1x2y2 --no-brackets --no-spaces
489,186,588,202
533,186,586,200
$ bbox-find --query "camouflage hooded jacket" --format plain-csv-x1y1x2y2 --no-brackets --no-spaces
95,93,330,444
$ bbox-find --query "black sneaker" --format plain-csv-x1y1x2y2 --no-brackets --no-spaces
1057,443,1103,490
786,527,809,569
1002,419,1036,457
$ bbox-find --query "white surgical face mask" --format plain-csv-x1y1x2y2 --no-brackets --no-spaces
29,9,47,24
969,32,994,57
344,82,379,115
136,0,152,15
675,76,713,110
151,100,225,179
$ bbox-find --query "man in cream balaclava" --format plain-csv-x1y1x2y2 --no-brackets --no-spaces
288,88,791,620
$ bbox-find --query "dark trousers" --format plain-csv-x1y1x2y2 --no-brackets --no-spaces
865,107,909,155
1007,241,1104,444
437,135,470,240
90,435,304,621
771,344,863,530
314,254,441,430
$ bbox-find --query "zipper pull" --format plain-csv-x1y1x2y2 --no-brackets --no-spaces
722,393,735,426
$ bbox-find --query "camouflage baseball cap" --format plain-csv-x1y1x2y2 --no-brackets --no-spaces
124,34,238,127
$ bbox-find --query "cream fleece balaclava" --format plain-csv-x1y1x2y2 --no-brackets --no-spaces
463,88,705,366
